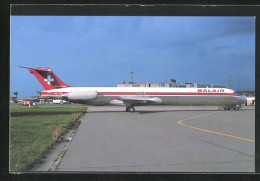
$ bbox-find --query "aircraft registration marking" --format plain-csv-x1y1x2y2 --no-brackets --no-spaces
178,111,255,142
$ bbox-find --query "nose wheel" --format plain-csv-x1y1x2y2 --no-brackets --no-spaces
222,105,241,111
126,106,135,112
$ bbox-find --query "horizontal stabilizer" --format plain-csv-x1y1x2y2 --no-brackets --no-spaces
17,66,52,72
19,66,70,90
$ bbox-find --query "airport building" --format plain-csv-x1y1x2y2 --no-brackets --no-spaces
117,79,227,88
245,97,255,106
117,81,171,87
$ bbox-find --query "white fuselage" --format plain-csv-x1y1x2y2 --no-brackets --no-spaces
41,87,245,106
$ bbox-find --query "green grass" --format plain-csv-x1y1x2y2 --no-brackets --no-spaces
10,105,87,172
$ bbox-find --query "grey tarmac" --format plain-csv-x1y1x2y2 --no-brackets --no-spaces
56,105,255,172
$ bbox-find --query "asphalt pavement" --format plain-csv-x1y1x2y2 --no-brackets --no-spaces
56,105,255,172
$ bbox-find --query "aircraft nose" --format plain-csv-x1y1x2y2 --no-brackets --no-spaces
235,96,247,104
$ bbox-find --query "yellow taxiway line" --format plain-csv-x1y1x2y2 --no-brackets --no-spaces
178,111,255,142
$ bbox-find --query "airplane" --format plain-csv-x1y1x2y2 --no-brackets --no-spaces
18,66,246,112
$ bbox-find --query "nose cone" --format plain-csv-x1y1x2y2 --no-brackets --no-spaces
234,96,247,104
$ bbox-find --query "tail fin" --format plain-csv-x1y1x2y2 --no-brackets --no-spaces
18,66,71,90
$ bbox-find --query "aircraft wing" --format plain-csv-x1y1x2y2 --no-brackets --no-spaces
119,96,162,106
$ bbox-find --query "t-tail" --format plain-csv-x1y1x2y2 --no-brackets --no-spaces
18,66,71,90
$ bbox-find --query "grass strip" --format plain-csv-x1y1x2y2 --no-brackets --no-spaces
10,105,87,172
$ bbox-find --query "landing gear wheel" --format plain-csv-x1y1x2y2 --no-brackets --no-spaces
222,106,228,110
129,107,135,112
222,105,230,110
126,106,135,112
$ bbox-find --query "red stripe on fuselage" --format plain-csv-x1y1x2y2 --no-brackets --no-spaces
41,92,69,95
97,92,234,96
41,91,235,96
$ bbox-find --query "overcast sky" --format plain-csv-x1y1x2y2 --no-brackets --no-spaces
10,16,255,98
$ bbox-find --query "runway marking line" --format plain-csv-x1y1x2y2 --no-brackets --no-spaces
178,111,255,142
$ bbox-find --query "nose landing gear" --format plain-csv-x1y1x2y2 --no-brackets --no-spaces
126,106,135,112
222,105,241,111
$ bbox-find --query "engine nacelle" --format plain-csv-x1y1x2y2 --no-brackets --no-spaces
64,91,97,101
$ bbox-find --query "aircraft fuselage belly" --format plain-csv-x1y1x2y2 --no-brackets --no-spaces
85,95,235,106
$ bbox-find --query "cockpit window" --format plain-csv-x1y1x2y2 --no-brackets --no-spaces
234,91,240,95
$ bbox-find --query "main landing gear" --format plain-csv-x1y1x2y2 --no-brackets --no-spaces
126,106,135,112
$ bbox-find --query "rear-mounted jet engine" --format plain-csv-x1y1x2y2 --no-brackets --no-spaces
62,91,97,101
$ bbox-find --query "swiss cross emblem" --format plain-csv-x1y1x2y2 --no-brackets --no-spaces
44,75,54,85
